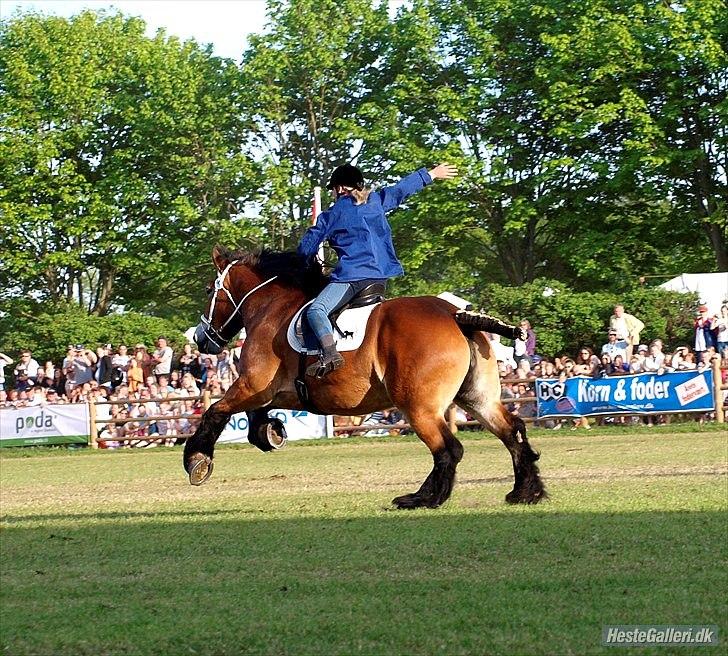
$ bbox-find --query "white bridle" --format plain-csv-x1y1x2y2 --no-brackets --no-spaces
198,260,278,350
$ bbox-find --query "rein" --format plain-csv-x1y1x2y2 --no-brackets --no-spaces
200,260,278,350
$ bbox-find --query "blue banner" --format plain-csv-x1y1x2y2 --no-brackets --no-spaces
535,370,715,417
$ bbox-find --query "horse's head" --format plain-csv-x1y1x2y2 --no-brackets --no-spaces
194,246,263,355
193,244,329,354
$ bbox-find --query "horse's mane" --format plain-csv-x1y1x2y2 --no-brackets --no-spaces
222,246,329,298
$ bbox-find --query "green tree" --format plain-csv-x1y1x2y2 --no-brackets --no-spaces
0,298,187,370
0,10,261,318
533,0,727,273
472,279,698,357
375,0,725,297
239,0,390,249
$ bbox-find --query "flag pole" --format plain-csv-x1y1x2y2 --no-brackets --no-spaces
312,185,324,263
312,186,321,224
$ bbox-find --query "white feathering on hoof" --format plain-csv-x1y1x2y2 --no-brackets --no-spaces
454,310,524,341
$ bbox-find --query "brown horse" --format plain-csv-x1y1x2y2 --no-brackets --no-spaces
183,246,546,508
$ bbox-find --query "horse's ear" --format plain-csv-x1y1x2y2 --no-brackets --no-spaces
212,245,229,272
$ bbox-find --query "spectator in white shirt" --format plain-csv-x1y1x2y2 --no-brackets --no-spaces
27,386,45,406
152,336,173,380
111,344,132,384
216,349,234,390
14,350,41,382
601,330,627,361
671,347,697,371
489,333,517,369
643,340,666,373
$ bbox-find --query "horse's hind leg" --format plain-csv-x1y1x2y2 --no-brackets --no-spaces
460,397,546,504
392,409,464,509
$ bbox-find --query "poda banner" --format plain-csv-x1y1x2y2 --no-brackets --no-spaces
0,404,90,447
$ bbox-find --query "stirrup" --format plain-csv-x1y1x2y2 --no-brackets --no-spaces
306,352,344,379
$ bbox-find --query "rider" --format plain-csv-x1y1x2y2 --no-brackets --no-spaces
298,162,458,378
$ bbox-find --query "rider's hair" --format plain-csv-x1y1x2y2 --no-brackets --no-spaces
350,187,371,205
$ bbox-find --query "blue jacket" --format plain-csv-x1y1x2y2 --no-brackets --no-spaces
297,168,433,282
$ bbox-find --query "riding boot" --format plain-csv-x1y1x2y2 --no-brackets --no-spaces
306,344,344,378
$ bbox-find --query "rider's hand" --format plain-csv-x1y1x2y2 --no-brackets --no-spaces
428,163,458,181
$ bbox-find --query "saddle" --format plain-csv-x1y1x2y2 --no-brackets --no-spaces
290,282,385,413
287,282,386,355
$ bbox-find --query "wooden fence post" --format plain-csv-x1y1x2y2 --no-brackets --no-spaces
88,401,98,449
203,389,212,411
713,356,724,424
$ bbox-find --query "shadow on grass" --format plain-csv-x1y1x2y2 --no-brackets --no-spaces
2,508,727,656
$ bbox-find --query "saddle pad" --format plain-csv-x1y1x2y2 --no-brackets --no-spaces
287,301,381,354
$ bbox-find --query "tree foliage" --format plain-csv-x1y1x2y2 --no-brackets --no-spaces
0,11,260,318
0,298,186,367
239,0,390,249
0,1,724,361
379,0,725,295
473,281,699,357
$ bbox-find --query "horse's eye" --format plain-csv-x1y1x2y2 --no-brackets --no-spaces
205,282,214,296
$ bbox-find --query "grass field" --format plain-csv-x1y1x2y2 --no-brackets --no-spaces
1,424,726,655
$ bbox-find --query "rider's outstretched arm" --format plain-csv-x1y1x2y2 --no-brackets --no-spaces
377,163,458,213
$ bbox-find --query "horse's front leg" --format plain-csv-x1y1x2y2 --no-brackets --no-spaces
183,379,273,485
246,408,287,452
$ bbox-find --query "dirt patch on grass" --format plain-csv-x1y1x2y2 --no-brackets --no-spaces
459,464,728,486
2,463,725,519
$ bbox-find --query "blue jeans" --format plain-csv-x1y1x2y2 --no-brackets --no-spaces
307,282,358,343
307,279,384,343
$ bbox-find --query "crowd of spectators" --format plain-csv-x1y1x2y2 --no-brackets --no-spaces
0,337,244,447
495,302,728,429
1,302,726,441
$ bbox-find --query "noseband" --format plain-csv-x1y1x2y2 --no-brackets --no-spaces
199,260,278,350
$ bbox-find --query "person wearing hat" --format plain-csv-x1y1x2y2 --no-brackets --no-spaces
609,304,644,361
601,329,626,361
297,162,458,377
693,304,718,362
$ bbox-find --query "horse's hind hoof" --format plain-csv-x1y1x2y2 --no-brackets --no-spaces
392,493,439,509
188,453,214,486
505,487,546,504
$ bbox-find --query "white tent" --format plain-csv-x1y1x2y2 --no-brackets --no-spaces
659,272,728,314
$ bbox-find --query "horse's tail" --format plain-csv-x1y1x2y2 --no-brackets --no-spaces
454,310,526,342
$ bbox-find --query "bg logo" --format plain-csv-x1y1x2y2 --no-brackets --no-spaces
15,411,54,433
536,380,565,401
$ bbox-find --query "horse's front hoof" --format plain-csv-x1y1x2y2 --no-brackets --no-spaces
266,422,287,450
188,453,214,486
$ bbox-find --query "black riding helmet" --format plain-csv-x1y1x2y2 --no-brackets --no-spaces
327,164,365,190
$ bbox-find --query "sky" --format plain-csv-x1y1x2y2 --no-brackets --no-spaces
0,0,271,60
